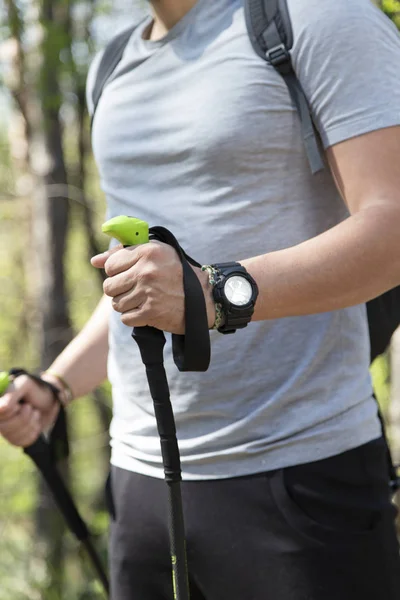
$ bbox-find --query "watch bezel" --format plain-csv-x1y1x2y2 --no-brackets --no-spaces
221,274,256,309
210,262,259,334
211,264,259,317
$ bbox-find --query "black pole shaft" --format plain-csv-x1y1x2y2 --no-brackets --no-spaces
24,436,110,597
132,326,190,600
82,538,110,595
168,482,190,599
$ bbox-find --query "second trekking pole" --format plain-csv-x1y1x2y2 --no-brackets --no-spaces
0,370,109,596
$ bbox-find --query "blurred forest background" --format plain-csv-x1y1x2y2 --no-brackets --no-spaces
0,1,400,598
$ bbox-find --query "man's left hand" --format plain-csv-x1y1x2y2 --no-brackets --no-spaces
91,242,215,334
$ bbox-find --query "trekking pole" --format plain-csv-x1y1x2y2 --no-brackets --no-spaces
102,216,193,600
0,370,110,597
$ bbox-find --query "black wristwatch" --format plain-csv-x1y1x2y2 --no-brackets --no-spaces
210,262,259,334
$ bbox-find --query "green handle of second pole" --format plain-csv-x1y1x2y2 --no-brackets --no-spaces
102,216,150,246
0,371,10,396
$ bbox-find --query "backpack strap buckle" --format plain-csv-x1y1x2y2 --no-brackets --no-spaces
265,43,290,68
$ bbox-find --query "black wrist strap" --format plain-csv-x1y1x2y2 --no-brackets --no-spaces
10,368,61,400
149,226,211,372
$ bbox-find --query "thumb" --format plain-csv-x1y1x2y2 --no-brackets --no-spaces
13,375,54,412
0,375,52,419
91,245,122,269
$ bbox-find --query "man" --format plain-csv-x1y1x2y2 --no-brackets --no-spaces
2,0,400,598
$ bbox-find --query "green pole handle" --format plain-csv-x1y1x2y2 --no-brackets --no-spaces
0,371,10,396
102,216,149,246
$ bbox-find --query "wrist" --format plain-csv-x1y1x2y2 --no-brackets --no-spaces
41,370,74,407
201,265,226,330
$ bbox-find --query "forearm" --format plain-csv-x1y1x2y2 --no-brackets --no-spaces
42,295,111,402
241,205,400,320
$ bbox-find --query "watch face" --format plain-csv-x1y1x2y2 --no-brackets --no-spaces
224,276,253,306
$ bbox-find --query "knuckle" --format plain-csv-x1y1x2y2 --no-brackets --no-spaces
103,279,111,295
16,375,34,394
140,243,159,263
16,374,29,386
140,240,153,253
20,404,32,423
143,298,155,313
104,258,116,277
120,312,133,325
103,278,118,298
146,242,159,256
0,398,10,413
23,402,33,414
112,298,122,313
140,267,157,283
24,430,40,448
137,307,150,326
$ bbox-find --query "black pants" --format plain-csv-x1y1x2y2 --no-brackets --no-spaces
106,437,400,600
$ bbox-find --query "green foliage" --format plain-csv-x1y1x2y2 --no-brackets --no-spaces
0,203,110,598
382,0,400,28
0,129,15,197
0,195,34,369
0,88,109,600
370,352,391,415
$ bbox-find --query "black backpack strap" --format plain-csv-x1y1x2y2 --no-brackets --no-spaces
244,0,324,174
367,286,400,363
91,24,138,122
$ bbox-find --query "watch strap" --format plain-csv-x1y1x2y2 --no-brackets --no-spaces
201,266,225,330
209,262,258,334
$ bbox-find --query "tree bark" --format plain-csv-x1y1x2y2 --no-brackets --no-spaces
5,0,74,595
33,1,74,594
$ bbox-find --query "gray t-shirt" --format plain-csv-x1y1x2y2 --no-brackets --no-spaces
88,0,400,479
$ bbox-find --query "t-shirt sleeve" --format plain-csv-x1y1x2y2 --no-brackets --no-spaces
287,0,400,149
86,50,105,117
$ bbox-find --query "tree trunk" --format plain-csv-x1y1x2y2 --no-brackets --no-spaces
5,0,74,595
32,1,73,594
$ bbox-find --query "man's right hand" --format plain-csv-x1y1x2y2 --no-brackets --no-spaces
0,374,60,448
